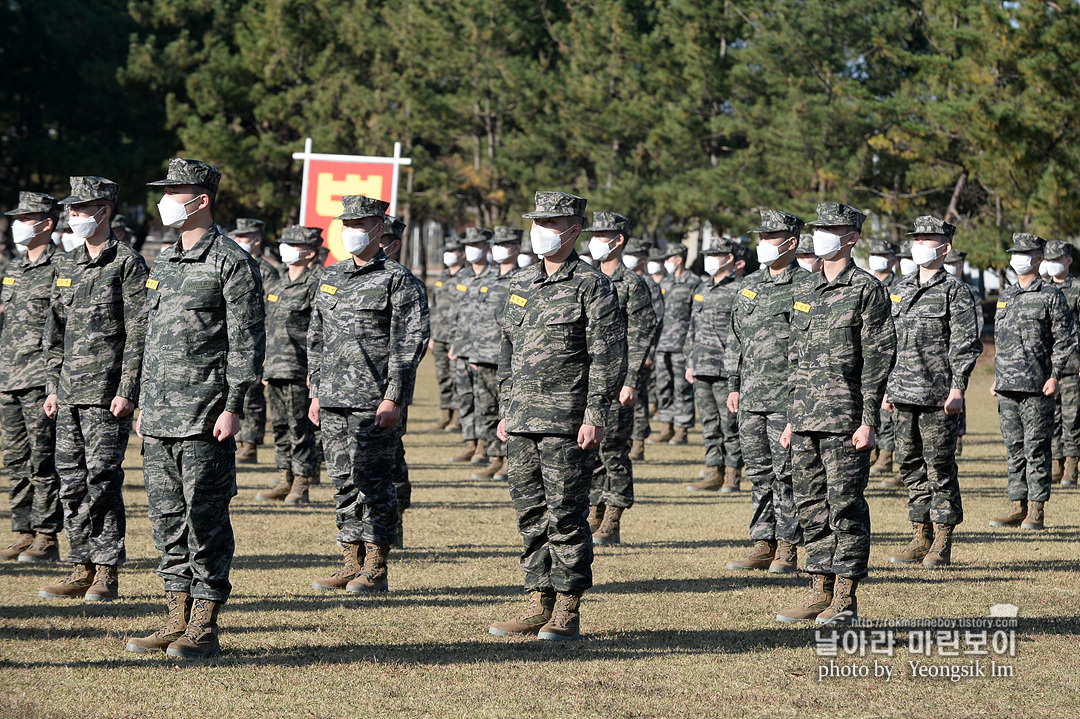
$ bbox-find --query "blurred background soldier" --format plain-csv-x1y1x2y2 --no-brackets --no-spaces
652,243,699,445
232,217,275,464
1041,240,1080,486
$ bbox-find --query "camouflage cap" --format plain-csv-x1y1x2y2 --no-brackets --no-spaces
907,215,956,240
280,225,323,246
232,218,266,235
806,202,866,230
944,248,967,263
868,239,899,256
440,241,464,254
648,246,668,262
464,227,493,244
334,194,389,221
4,191,60,216
58,176,119,205
662,242,689,259
796,234,815,254
1044,240,1072,260
56,209,71,231
521,191,587,219
146,158,221,194
896,240,912,259
624,237,652,255
1007,232,1045,254
383,215,407,239
750,209,804,235
110,214,129,229
585,211,633,234
703,238,739,256
492,226,523,244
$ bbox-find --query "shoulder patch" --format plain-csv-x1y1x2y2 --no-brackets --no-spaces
480,286,489,293
793,301,811,313
56,278,71,288
320,284,337,295
740,288,757,300
146,279,159,290
890,294,903,303
434,280,443,287
267,294,279,302
509,294,528,307
997,301,1007,309
2,277,13,286
455,283,467,292
693,293,704,302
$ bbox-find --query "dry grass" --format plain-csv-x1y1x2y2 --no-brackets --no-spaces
2,355,1079,719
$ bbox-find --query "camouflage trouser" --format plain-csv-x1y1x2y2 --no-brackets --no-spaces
238,378,266,445
506,433,595,593
998,391,1054,503
589,400,635,509
432,339,456,410
957,403,967,438
877,405,895,451
57,405,130,565
392,407,411,510
266,378,318,478
741,411,801,544
632,365,653,441
0,387,61,534
454,358,479,441
143,434,237,603
655,351,694,428
321,408,398,546
473,362,504,457
893,403,963,525
1052,373,1080,458
694,375,742,468
791,431,871,580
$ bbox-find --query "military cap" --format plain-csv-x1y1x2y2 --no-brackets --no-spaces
280,225,323,246
1007,232,1045,253
334,194,389,221
464,227,493,244
647,246,668,262
907,215,956,240
796,234,816,254
110,214,129,229
1044,240,1072,260
59,176,119,205
868,239,899,256
896,240,912,259
440,240,464,253
662,242,688,258
750,209,804,235
383,215,407,239
806,202,866,231
492,226,523,244
703,238,739,256
944,248,967,263
56,210,71,231
232,218,266,235
5,191,60,216
624,237,652,255
146,158,221,194
586,211,633,234
521,191,587,219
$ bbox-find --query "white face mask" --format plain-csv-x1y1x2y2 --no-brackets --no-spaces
911,243,944,267
867,255,891,273
278,243,303,265
341,226,377,255
580,256,594,266
517,253,535,269
68,207,105,239
12,219,46,246
899,258,918,275
156,195,201,229
14,242,29,255
943,263,958,276
1042,260,1066,278
61,233,85,253
235,240,254,255
623,254,641,270
464,245,486,263
530,223,575,257
797,258,817,272
491,244,514,263
647,261,664,275
51,232,62,244
812,229,853,260
704,255,728,276
443,251,461,267
756,239,787,267
663,260,678,274
588,237,616,263
1010,253,1038,275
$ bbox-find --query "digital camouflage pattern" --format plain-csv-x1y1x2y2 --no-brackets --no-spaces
657,268,700,353
383,216,407,239
868,239,899,256
805,202,866,230
521,191,587,219
695,377,741,468
585,211,633,233
464,227,493,244
1006,232,1044,254
334,195,390,221
473,364,502,456
452,263,506,365
750,209,803,235
685,273,740,378
993,278,1075,393
1051,273,1080,458
232,218,266,235
999,392,1055,502
146,158,222,193
447,262,495,441
1,387,60,534
264,261,323,381
632,271,664,442
493,226,523,244
906,216,956,239
280,225,323,246
58,176,119,205
655,269,700,428
610,262,657,390
429,264,461,409
742,411,802,543
892,405,963,525
5,191,59,217
0,243,60,392
267,379,318,478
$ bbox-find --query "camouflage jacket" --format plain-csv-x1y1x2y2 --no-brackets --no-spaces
885,269,982,406
455,266,518,366
448,262,495,356
657,270,701,353
789,260,896,433
264,262,323,381
0,244,59,392
429,267,461,343
725,262,806,412
308,250,430,410
139,227,266,438
45,237,149,406
641,272,665,364
608,263,658,389
993,278,1076,393
874,271,899,288
258,256,281,289
1051,275,1080,374
684,273,740,378
498,252,627,434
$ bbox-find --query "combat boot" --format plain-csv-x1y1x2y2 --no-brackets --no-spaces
777,574,835,623
392,506,405,550
593,507,623,545
84,564,119,602
1021,501,1045,530
1,532,34,561
39,564,95,599
493,457,509,481
18,532,59,563
448,439,477,463
879,472,904,489
312,542,363,590
815,577,858,625
426,408,452,432
1063,457,1078,486
869,449,893,475
346,542,389,593
284,475,310,505
769,541,799,574
489,590,555,636
537,592,582,641
720,467,741,493
989,499,1028,527
648,402,658,418
126,592,192,653
686,466,722,492
470,439,489,464
235,441,258,464
444,409,461,432
649,423,674,444
726,539,776,570
888,521,933,564
587,505,605,533
167,598,221,660
629,439,646,461
922,524,954,567
1051,457,1064,484
267,467,293,488
256,471,292,502
668,426,689,445
471,456,503,480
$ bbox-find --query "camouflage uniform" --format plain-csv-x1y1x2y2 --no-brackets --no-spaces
789,204,896,580
1,193,62,537
231,219,275,449
449,228,496,450
632,247,665,443
868,240,900,454
656,246,701,429
140,160,265,603
500,192,626,593
1045,242,1080,462
430,242,464,412
994,234,1076,504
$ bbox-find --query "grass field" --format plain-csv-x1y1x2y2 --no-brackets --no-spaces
2,351,1079,719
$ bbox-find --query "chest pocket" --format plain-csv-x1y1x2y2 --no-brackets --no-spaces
354,287,389,336
0,284,13,304
182,281,222,311
544,302,584,351
504,303,526,328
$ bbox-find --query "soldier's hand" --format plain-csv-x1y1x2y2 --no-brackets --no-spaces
780,423,792,449
684,367,694,385
644,357,654,369
428,338,434,351
262,379,269,387
882,395,895,414
497,418,508,442
213,410,241,441
578,424,604,450
43,393,58,419
852,424,875,451
990,381,997,397
943,389,964,415
727,392,740,414
619,385,637,406
135,411,142,439
309,397,321,426
1043,377,1059,397
448,348,457,361
376,399,401,428
110,396,135,418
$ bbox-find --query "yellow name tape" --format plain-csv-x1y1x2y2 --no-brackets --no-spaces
56,278,71,287
480,286,489,293
740,288,757,300
891,294,903,303
320,284,337,295
456,283,468,292
2,277,13,286
509,294,528,307
693,293,704,302
434,280,443,288
997,301,1007,309
793,301,811,313
661,288,666,295
268,294,279,302
146,279,159,290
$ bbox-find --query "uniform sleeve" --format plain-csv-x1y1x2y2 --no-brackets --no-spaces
623,278,657,388
859,282,897,427
725,301,744,394
307,291,324,398
682,299,696,369
117,255,150,403
947,283,982,392
383,273,430,405
222,255,266,414
497,312,514,411
43,265,65,396
583,277,628,427
1049,288,1077,380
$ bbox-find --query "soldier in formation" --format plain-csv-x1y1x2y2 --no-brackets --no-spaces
1042,240,1080,486
623,237,664,462
427,241,464,432
652,244,700,445
866,240,902,486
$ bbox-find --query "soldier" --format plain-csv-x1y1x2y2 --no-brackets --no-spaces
864,240,903,485
307,195,428,593
379,215,406,261
795,234,821,273
125,159,265,660
489,191,625,641
721,210,806,573
231,217,276,464
683,239,743,492
943,248,984,457
645,247,668,420
646,249,666,285
777,202,895,625
623,238,664,461
989,233,1076,531
882,217,982,568
255,226,324,505
584,213,657,545
897,241,917,277
1042,241,1080,486
653,243,700,445
517,236,537,269
427,240,465,431
111,215,134,248
0,192,63,563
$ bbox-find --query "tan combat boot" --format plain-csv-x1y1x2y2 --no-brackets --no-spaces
1051,457,1064,484
879,472,904,489
628,439,646,461
166,598,221,660
470,439,490,464
18,532,59,562
668,426,689,445
126,592,193,653
726,539,776,570
444,409,461,432
39,564,95,599
922,524,954,567
1063,457,1078,486
493,457,509,481
869,449,893,475
769,541,799,574
346,542,389,593
777,574,834,623
587,505,605,533
1021,501,1045,530
1,532,34,561
426,408,452,432
537,592,583,641
489,590,555,636
686,466,722,492
815,577,858,625
989,499,1028,527
235,441,258,464
312,543,363,590
888,521,933,564
471,456,503,480
448,439,478,464
284,476,310,505
649,423,674,444
256,470,292,502
392,506,405,550
720,467,741,493
593,507,623,545
85,564,118,602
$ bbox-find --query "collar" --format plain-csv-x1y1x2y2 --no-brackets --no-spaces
1016,277,1045,294
75,235,119,267
767,261,800,285
171,227,220,263
532,250,580,286
813,259,858,290
707,272,737,290
20,242,57,269
345,248,387,275
282,262,316,287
